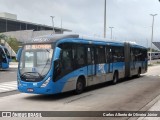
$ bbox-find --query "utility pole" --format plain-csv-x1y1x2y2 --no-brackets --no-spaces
104,0,106,38
109,27,114,40
61,18,63,34
50,16,55,34
149,14,157,65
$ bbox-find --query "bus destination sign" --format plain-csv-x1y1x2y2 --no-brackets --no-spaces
25,44,52,50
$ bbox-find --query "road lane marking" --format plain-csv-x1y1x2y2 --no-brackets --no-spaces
0,81,17,93
146,74,160,77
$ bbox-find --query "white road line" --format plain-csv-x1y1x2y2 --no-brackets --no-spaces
0,85,16,89
0,83,17,86
0,87,10,91
0,81,17,93
0,81,17,84
146,74,160,77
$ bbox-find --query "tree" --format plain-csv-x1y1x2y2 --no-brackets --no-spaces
0,34,7,40
6,37,20,53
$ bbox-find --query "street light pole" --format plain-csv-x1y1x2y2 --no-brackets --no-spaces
50,16,55,34
104,0,106,38
109,27,114,40
61,18,63,34
150,14,157,65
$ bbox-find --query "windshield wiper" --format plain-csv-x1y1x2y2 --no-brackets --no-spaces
40,59,50,75
46,49,50,53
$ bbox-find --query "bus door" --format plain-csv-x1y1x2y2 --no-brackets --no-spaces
95,46,107,83
106,46,113,81
87,46,96,86
107,46,113,73
130,48,136,76
0,47,8,69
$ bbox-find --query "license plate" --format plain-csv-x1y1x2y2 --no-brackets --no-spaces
27,88,34,92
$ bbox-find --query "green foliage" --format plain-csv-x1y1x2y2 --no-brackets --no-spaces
0,34,7,40
0,34,20,53
6,37,20,53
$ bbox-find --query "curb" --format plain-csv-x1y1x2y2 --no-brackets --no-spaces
128,94,160,120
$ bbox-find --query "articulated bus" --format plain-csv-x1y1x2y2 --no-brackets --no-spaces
148,52,160,60
17,34,148,94
0,45,11,69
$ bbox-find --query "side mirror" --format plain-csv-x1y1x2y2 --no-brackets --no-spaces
16,48,22,62
53,47,61,60
54,59,60,70
53,59,62,80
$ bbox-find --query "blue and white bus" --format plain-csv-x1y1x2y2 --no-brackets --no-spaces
17,34,148,94
0,45,11,69
148,52,160,60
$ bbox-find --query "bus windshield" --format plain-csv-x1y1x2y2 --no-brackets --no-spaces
19,44,53,80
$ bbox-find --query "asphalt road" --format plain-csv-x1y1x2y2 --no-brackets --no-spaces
0,68,17,83
0,66,160,120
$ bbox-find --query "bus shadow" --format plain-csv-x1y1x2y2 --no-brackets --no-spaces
0,69,9,72
24,91,76,101
84,75,144,93
0,68,17,72
24,75,144,101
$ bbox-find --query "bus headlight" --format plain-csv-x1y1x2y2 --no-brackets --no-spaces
41,77,51,87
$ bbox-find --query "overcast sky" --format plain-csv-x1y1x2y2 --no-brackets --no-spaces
0,0,160,47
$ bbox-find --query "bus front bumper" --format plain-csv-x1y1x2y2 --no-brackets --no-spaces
18,85,58,95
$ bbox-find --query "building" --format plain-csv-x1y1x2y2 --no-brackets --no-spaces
0,12,71,57
0,12,70,34
153,42,160,51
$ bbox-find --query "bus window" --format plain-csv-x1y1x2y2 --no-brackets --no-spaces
87,47,92,65
0,47,7,63
113,46,124,62
76,46,86,67
59,44,73,75
96,46,105,64
25,52,34,67
4,48,10,59
0,48,2,63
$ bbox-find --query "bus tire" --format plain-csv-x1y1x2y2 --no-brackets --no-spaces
75,78,85,94
137,68,141,77
112,72,118,85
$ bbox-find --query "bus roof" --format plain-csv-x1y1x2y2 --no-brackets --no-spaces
24,34,146,49
25,34,79,44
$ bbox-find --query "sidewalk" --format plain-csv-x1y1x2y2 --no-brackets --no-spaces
9,62,18,68
137,94,160,120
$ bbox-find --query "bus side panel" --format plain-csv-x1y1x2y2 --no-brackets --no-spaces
59,66,87,93
113,62,125,79
124,42,130,78
95,63,107,83
2,62,9,69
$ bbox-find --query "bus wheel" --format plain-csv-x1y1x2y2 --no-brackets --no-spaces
112,72,118,85
137,68,141,77
75,78,85,94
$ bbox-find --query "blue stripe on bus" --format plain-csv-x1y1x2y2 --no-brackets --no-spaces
56,38,124,47
18,62,126,94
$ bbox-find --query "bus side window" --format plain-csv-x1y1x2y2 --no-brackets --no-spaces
131,48,135,62
58,43,73,75
87,47,92,65
96,46,105,64
0,48,6,63
61,48,72,71
106,47,109,63
112,46,124,62
0,48,2,62
76,46,86,68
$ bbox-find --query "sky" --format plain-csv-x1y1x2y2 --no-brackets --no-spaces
0,0,160,47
